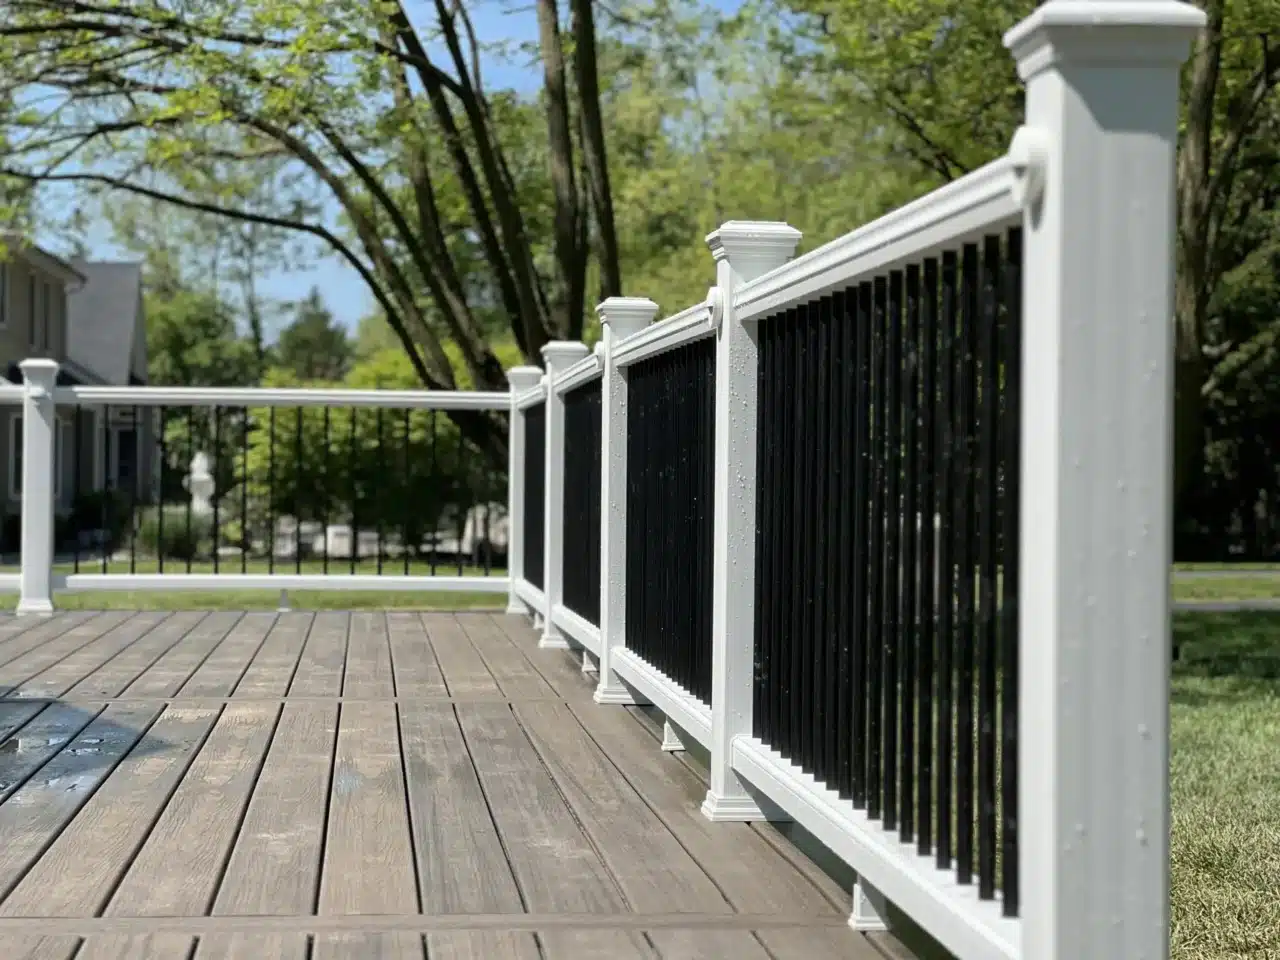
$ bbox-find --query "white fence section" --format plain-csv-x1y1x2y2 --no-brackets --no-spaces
501,3,1205,959
7,2,1203,956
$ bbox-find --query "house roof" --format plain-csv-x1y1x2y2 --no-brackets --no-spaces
0,232,86,286
66,261,145,385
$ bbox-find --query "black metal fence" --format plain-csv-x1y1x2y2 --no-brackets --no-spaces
522,400,546,590
624,338,716,704
30,402,508,579
562,379,603,624
753,229,1023,916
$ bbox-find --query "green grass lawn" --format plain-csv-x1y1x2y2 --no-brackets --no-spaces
1,558,506,577
1171,611,1280,958
49,589,504,611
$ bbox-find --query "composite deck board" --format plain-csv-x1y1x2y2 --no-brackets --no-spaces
311,932,424,960
454,702,624,914
0,702,159,901
212,703,337,916
424,932,540,960
455,613,555,700
397,703,522,914
0,613,134,693
538,931,655,959
0,705,221,917
61,612,208,700
0,701,103,802
0,935,81,960
341,613,394,699
120,613,242,698
513,699,731,914
74,934,196,959
0,612,98,670
0,612,903,959
176,614,271,697
106,703,281,916
288,612,349,697
194,933,308,960
232,613,311,698
7,613,172,701
386,613,447,696
0,702,50,745
317,701,418,915
422,614,502,697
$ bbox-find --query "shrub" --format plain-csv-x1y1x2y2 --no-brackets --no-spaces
136,506,213,561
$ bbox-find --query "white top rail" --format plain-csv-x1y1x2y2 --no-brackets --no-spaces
735,156,1021,324
553,348,604,396
514,380,548,411
52,385,511,411
0,386,23,405
612,300,714,368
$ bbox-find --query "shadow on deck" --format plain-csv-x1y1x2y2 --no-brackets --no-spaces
0,609,913,959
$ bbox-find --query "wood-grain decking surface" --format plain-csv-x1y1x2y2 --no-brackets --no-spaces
0,610,901,960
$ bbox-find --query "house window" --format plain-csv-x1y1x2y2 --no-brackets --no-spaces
110,426,138,492
41,283,51,350
7,415,64,500
27,277,36,347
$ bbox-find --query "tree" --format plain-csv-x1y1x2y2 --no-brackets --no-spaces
771,0,1280,518
0,0,623,412
274,289,353,382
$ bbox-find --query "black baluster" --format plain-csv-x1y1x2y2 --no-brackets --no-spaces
350,407,359,576
268,407,276,576
241,407,249,574
455,420,465,579
403,408,412,576
834,288,855,798
918,259,940,854
1000,228,1023,916
294,407,302,576
429,410,439,575
212,406,221,576
103,407,112,575
937,251,958,869
902,265,921,844
955,243,980,885
156,407,165,576
778,311,798,757
883,272,903,830
73,407,83,574
324,406,331,575
377,407,385,576
185,407,194,576
867,278,887,819
851,282,873,806
977,235,1002,900
754,319,774,743
820,294,840,787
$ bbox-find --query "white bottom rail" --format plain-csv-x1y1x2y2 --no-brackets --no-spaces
610,646,712,748
513,577,545,611
550,603,600,655
730,736,1019,960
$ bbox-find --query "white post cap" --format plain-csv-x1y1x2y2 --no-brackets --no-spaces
506,365,544,393
1004,0,1206,78
706,221,802,283
540,341,591,376
596,297,659,342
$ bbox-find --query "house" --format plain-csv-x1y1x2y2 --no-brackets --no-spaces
65,260,154,504
0,239,152,548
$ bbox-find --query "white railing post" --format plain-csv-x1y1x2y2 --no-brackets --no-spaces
539,341,590,649
593,297,659,704
17,359,60,616
505,366,544,616
701,222,801,820
1004,3,1204,958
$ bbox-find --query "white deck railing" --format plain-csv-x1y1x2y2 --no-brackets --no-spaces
7,3,1205,957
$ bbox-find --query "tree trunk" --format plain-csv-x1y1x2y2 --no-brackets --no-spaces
570,0,622,304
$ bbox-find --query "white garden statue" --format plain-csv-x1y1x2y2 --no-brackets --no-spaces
183,452,215,516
